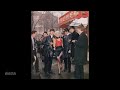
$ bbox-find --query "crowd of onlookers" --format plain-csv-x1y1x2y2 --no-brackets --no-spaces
31,24,88,79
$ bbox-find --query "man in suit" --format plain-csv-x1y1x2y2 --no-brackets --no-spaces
69,26,79,62
31,30,39,73
74,24,88,79
34,38,40,73
43,29,55,76
63,28,71,72
31,31,36,71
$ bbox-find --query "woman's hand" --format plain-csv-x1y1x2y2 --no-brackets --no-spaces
57,56,60,61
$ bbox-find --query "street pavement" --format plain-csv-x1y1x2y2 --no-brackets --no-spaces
31,53,89,79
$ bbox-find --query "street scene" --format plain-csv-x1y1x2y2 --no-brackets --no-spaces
32,53,89,79
31,11,89,79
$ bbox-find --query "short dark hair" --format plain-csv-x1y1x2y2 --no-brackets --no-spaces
43,32,48,35
69,26,75,30
50,29,55,32
77,24,85,31
64,28,69,32
31,30,37,34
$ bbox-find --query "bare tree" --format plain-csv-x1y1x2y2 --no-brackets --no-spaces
31,11,65,31
31,11,34,31
32,11,46,31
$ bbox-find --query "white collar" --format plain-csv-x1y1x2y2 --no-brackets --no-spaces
31,36,33,39
67,33,69,36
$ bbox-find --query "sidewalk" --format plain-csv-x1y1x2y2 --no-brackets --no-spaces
31,53,89,79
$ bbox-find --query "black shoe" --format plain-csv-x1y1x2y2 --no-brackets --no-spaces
58,72,61,75
64,69,67,72
45,72,50,77
42,68,45,72
47,74,50,78
36,70,40,73
58,73,61,75
68,70,71,73
49,71,54,74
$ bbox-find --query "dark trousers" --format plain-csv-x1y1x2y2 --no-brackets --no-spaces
75,65,84,79
64,57,71,71
44,56,52,74
71,44,75,59
35,57,39,72
33,50,39,72
48,57,52,72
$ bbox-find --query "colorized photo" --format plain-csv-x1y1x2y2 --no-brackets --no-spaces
31,11,89,79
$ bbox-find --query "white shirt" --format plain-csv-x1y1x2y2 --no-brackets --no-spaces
31,36,35,50
51,35,53,38
79,31,83,35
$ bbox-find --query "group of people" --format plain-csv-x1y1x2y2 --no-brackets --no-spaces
31,24,88,79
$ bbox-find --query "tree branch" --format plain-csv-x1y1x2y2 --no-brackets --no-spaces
32,11,46,31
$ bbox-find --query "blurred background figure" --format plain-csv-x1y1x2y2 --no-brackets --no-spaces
63,28,71,73
40,32,48,62
74,24,88,79
43,31,48,37
31,30,40,73
69,26,79,64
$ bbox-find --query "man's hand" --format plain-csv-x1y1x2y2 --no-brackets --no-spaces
33,56,36,66
34,56,36,60
68,39,71,42
68,50,71,53
33,61,35,66
54,47,56,50
39,38,42,41
50,42,53,45
72,40,76,43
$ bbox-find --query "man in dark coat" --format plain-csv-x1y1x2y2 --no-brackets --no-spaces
74,24,88,79
43,29,55,76
69,26,79,60
31,31,38,72
63,28,71,72
34,38,40,72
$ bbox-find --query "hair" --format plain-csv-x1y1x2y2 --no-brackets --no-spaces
50,29,55,32
69,26,75,30
31,30,37,35
64,28,69,32
43,31,48,35
55,31,61,37
55,31,60,34
77,24,85,31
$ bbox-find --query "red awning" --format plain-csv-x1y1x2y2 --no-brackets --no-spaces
59,11,89,28
59,20,73,28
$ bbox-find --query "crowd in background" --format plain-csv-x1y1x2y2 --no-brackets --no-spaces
31,24,88,79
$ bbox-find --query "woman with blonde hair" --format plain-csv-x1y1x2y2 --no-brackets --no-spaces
53,31,64,75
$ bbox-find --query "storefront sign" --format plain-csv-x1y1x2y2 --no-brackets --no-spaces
59,11,89,26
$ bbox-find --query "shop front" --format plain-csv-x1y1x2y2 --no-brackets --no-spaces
59,11,89,62
59,11,89,43
59,11,89,29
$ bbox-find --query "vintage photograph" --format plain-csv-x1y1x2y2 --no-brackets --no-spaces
31,11,89,79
